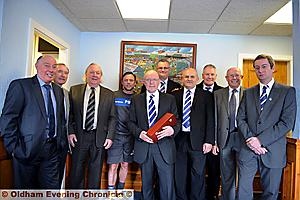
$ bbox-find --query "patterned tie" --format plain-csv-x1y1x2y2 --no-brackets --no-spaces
260,86,268,111
160,81,166,93
205,86,212,92
148,94,157,127
44,84,55,138
182,90,192,129
229,89,237,132
85,87,95,131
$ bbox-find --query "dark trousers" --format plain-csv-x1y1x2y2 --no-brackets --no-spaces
69,131,104,189
140,144,175,200
175,133,206,200
13,140,60,189
206,152,220,200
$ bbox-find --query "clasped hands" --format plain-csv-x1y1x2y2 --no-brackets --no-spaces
139,126,174,143
246,137,268,155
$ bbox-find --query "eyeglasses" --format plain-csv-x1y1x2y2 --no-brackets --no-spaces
157,67,170,70
228,74,241,78
144,78,160,83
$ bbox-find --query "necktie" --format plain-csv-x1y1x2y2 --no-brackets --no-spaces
229,89,237,132
85,87,95,131
205,86,212,92
160,81,166,93
182,90,191,129
148,94,157,127
260,86,268,111
44,84,55,138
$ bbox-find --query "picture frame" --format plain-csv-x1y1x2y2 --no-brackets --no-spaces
119,40,197,93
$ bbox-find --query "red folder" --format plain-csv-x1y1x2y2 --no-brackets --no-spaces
147,113,177,143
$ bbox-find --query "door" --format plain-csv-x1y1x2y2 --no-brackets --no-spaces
242,59,290,88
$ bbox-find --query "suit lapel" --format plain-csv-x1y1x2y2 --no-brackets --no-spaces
79,84,86,116
253,85,261,115
222,87,230,116
260,83,280,114
32,76,47,120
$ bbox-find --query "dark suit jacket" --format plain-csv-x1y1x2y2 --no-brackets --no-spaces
140,79,181,93
128,92,181,164
172,87,215,151
214,87,245,149
1,75,66,160
237,82,297,168
68,84,116,147
196,81,223,92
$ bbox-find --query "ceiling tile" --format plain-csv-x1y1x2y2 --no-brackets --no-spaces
169,20,214,33
125,20,169,33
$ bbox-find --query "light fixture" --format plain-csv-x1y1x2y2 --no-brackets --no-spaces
116,0,170,20
265,1,292,24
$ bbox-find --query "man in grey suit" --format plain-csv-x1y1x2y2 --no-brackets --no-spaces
53,63,70,187
212,67,244,200
1,55,66,188
68,63,116,189
128,70,180,200
237,54,297,200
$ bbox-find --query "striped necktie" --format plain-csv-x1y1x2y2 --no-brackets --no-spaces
182,90,192,129
260,86,268,111
160,81,166,93
85,87,95,131
148,94,157,127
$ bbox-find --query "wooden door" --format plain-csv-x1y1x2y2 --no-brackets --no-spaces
242,59,289,88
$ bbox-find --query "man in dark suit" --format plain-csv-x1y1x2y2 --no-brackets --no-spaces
0,55,66,189
212,67,245,200
53,63,70,188
197,64,223,200
237,54,297,200
141,59,181,93
68,63,116,189
172,67,214,200
128,70,180,200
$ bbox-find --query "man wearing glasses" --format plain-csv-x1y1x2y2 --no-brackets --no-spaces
141,59,181,94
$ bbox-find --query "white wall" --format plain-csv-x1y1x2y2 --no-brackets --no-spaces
78,32,292,91
0,0,81,110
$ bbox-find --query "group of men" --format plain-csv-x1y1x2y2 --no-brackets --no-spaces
0,54,297,200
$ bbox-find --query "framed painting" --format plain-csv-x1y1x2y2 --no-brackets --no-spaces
119,40,197,93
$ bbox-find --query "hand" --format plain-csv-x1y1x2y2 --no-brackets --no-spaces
104,139,113,149
156,126,174,140
252,146,268,155
139,131,154,143
246,137,262,149
203,143,212,154
68,134,77,147
212,145,219,155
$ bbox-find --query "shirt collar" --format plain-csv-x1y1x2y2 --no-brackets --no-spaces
259,78,274,90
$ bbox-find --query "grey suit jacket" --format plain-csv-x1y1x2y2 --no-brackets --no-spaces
237,82,296,168
214,87,244,149
128,91,181,164
68,84,116,148
1,75,66,160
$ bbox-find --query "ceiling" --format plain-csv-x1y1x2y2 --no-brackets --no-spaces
49,0,292,36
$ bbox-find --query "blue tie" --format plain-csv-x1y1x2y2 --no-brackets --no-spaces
44,84,55,138
148,94,157,127
205,86,211,92
260,86,268,111
85,87,95,131
160,81,166,93
182,90,191,129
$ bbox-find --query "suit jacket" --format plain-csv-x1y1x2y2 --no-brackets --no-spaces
197,81,223,92
172,87,215,151
128,92,181,164
237,82,297,168
68,84,116,147
140,79,181,93
214,87,245,149
1,75,66,160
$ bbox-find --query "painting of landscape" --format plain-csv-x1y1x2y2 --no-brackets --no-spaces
119,41,197,92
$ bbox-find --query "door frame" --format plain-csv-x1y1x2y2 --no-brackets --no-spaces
238,53,293,86
26,18,70,76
